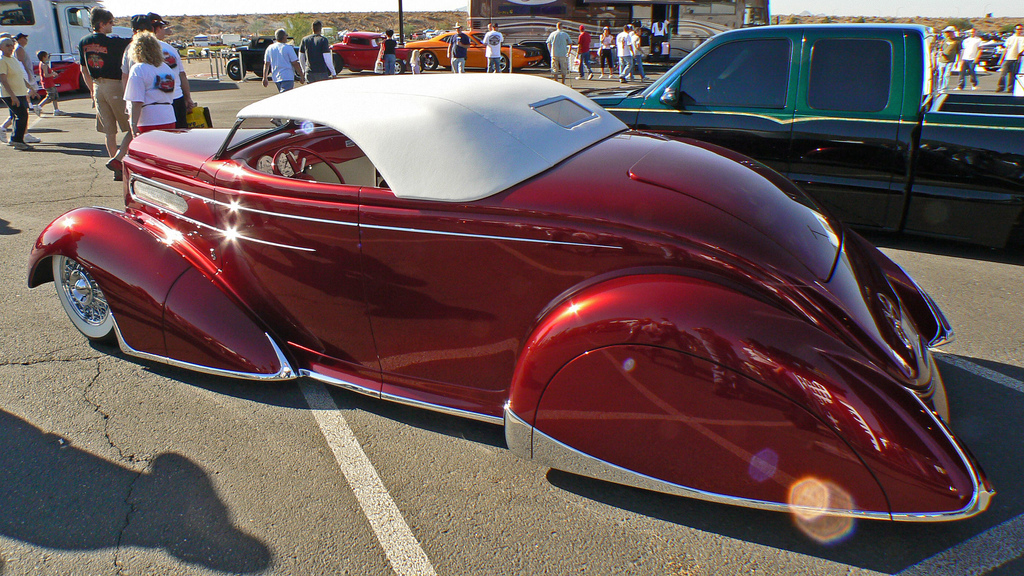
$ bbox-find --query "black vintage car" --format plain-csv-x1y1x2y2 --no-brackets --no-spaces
592,24,1024,248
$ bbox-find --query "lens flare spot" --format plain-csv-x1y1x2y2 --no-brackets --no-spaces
300,120,315,134
748,448,778,482
788,478,856,544
622,358,636,372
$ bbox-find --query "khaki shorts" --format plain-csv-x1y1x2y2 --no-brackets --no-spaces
93,78,129,135
551,55,570,76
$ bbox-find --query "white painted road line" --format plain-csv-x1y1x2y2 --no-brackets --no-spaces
933,350,1024,395
300,381,438,576
897,513,1024,575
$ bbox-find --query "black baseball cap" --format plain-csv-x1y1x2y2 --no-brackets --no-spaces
130,14,152,31
14,32,27,40
148,13,168,28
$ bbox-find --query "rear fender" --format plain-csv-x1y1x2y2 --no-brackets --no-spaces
29,207,294,379
507,274,990,520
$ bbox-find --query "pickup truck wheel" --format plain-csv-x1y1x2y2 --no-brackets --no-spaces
226,59,243,81
421,51,438,71
333,54,345,73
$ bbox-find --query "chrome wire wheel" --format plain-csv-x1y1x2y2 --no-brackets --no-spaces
52,255,115,342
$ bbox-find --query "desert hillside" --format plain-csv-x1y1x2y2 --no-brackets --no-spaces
113,11,1022,44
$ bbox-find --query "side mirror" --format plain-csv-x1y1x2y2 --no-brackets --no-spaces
660,87,679,108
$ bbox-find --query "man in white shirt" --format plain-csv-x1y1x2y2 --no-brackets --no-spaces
263,29,304,92
546,22,571,84
957,29,982,90
616,25,633,83
483,23,503,73
996,24,1024,93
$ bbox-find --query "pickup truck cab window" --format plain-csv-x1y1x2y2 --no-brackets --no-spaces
679,39,791,108
808,39,892,112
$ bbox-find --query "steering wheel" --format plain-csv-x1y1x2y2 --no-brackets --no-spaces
273,146,344,184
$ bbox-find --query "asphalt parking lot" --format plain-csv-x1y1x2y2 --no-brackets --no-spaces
1,62,1023,576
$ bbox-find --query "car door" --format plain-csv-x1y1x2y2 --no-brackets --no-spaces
787,29,907,230
631,33,799,174
212,127,381,389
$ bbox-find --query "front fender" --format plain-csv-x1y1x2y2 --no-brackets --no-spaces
29,207,294,379
508,273,991,520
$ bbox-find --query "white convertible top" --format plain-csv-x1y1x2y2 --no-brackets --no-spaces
237,74,627,202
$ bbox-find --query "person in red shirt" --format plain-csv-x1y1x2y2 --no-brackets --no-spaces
577,25,594,80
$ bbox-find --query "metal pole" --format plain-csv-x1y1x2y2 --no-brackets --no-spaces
398,0,405,43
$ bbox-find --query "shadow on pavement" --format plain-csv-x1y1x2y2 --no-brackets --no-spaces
545,353,1024,574
0,217,20,236
0,409,272,573
29,141,109,158
187,79,240,93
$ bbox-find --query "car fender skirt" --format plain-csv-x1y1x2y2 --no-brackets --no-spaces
29,207,194,356
520,343,892,519
507,274,991,520
29,207,295,380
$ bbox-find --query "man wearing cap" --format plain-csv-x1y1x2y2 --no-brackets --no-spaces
1,32,41,143
79,8,132,179
148,13,195,127
936,26,960,92
1,36,33,149
447,24,470,73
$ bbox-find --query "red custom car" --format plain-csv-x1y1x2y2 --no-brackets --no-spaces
331,31,412,74
29,75,992,526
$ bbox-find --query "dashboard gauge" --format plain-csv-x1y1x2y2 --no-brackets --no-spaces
256,155,274,174
276,153,295,177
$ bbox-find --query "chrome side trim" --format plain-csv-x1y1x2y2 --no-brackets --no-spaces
113,319,297,381
131,175,621,251
380,391,504,425
299,369,380,399
301,369,504,425
506,404,991,522
503,406,534,459
890,260,955,347
361,223,622,250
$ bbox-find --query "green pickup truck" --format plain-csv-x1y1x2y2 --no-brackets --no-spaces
592,24,1024,248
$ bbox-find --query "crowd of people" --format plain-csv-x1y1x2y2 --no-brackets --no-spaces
935,23,1024,92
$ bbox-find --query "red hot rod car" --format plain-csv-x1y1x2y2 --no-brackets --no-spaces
29,74,991,525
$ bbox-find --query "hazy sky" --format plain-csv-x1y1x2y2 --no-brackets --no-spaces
102,0,1021,19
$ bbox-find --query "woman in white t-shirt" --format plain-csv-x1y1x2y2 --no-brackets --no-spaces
123,31,176,136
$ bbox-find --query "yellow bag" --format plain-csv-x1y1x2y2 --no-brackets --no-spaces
185,105,212,129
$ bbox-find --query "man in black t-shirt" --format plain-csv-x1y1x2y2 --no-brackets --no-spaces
79,7,131,180
378,29,398,75
299,20,332,83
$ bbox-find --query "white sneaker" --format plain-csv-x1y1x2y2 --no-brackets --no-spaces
54,109,68,116
23,134,40,143
0,130,7,143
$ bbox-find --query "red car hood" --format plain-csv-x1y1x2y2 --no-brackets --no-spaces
629,138,840,282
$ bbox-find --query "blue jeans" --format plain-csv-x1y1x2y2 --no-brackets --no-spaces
957,60,978,88
2,96,28,143
487,57,502,73
452,57,466,73
633,54,647,80
578,52,592,77
383,54,396,75
937,61,955,91
275,80,294,92
618,55,633,81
